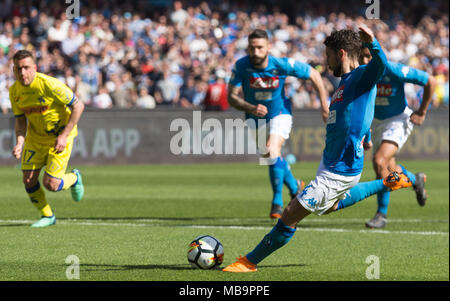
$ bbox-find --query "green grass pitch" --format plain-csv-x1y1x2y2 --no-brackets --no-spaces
0,160,448,281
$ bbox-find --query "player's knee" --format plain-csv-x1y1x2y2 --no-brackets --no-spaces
23,176,38,188
43,176,61,192
372,154,387,169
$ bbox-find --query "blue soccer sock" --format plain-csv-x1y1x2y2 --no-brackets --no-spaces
399,165,416,186
336,179,388,211
376,190,390,215
246,219,296,265
281,157,299,196
269,157,285,206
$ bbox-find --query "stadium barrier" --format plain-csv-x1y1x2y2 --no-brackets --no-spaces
0,108,448,165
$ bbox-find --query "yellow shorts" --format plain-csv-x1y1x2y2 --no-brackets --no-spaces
21,137,74,179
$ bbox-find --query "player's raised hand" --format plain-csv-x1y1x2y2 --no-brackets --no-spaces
358,25,375,44
252,104,268,117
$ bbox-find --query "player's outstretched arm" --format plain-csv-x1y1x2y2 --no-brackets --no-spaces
12,116,27,160
410,75,436,125
227,84,267,117
54,98,85,153
308,68,329,123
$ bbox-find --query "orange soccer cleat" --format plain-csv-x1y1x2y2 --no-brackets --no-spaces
222,256,258,273
383,171,412,191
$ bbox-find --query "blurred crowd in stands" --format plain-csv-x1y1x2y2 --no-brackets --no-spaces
0,0,448,113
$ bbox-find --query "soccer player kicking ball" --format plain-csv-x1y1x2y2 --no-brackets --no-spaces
359,48,436,228
223,26,413,272
9,50,85,228
228,29,329,219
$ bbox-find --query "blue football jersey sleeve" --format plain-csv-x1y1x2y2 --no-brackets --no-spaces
386,62,429,86
280,57,311,79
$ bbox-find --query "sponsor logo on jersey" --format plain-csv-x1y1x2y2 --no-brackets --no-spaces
254,91,272,100
327,110,336,124
330,85,345,105
22,105,49,115
250,76,279,89
376,83,393,97
375,97,390,106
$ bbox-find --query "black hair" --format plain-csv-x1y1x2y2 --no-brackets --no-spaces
248,29,269,41
324,29,361,60
13,50,34,62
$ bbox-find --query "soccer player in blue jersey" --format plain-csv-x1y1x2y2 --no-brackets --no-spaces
228,29,330,219
359,47,436,228
223,26,414,272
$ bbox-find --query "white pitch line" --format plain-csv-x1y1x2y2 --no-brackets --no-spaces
12,217,445,223
0,219,448,236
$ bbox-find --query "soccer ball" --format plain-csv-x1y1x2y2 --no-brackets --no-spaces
187,235,224,269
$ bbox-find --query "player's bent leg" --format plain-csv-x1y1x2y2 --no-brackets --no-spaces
334,171,412,216
43,172,63,192
45,139,83,201
334,180,386,212
43,170,83,202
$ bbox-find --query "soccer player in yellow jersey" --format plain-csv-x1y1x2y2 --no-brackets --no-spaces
9,50,85,227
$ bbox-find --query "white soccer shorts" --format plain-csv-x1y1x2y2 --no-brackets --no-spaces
371,107,414,153
246,114,293,156
296,159,361,216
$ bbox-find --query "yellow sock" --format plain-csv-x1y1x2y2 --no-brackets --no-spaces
61,172,78,190
26,182,53,217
